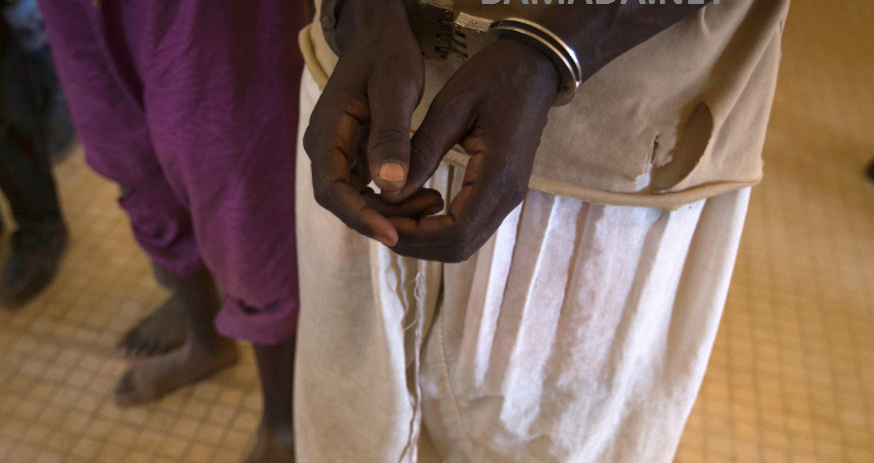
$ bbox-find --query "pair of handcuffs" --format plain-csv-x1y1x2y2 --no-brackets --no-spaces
320,0,582,106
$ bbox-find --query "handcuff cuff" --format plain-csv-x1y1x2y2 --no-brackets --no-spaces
320,0,582,106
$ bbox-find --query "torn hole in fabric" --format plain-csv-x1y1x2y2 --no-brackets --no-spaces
635,101,714,193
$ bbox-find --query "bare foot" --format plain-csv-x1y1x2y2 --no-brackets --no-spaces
244,425,295,463
114,338,239,406
117,296,187,357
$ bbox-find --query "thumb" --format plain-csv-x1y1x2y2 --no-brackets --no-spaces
396,96,472,200
367,74,422,202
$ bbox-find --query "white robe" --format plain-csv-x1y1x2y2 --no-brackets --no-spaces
293,68,751,463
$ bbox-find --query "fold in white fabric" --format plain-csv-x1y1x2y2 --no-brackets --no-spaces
294,68,751,463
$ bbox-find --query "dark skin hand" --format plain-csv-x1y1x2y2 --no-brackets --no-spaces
303,0,443,247
388,39,558,262
304,0,710,262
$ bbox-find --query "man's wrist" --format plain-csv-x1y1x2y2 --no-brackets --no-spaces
492,38,560,104
490,18,581,106
332,0,410,52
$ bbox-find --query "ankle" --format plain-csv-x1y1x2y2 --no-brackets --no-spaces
259,417,293,435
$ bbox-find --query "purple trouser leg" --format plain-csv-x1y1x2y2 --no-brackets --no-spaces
40,0,304,344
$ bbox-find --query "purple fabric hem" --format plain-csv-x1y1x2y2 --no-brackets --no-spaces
214,297,299,345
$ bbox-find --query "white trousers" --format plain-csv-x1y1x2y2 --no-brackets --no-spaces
293,68,751,463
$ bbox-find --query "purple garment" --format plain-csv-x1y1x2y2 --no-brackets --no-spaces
40,0,305,344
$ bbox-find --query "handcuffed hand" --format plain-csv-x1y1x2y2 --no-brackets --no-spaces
302,0,443,247
386,38,559,262
305,0,559,262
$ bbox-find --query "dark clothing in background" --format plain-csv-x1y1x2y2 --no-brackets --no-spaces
0,17,64,247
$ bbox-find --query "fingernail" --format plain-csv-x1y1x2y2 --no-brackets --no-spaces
375,235,396,247
379,162,405,183
425,204,443,215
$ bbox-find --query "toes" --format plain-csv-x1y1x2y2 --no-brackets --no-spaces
114,342,239,408
114,369,139,406
130,341,149,358
117,330,138,355
114,366,155,407
118,328,155,358
117,301,188,358
144,341,163,357
117,323,183,358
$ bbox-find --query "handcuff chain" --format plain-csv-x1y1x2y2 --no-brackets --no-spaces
434,17,469,59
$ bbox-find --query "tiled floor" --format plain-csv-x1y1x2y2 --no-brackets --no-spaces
674,1,874,462
1,1,873,462
0,148,265,462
